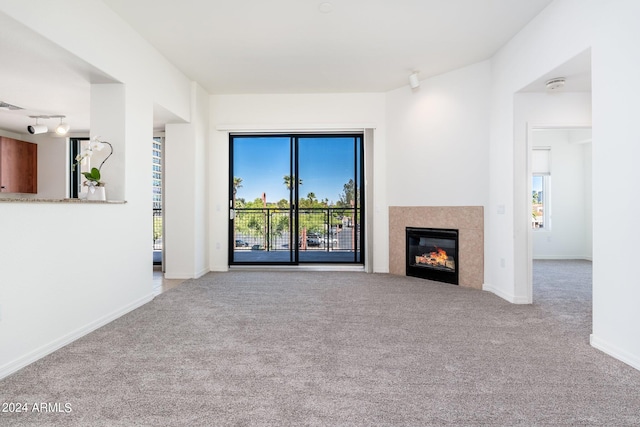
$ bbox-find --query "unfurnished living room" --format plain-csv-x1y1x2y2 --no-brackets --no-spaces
1,1,639,426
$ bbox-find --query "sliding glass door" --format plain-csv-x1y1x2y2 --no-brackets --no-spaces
229,134,363,265
230,135,295,263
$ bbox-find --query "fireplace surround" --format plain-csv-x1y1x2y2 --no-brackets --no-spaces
406,227,459,285
389,206,484,289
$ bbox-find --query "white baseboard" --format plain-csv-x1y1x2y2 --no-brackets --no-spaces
483,283,531,304
0,293,154,380
194,268,209,279
163,273,191,280
590,334,640,372
533,255,593,261
164,268,210,280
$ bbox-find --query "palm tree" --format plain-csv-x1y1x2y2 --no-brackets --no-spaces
233,177,243,196
307,192,317,204
232,177,243,247
283,175,302,190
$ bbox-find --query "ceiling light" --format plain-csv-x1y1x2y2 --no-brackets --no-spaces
409,71,420,89
56,122,70,135
27,124,48,134
27,116,48,134
25,114,70,135
52,115,70,135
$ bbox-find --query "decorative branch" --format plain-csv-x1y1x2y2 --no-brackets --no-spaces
97,141,113,173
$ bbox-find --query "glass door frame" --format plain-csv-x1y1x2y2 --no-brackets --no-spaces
228,132,364,266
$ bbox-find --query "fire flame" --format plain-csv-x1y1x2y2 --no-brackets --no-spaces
415,246,451,268
429,247,449,265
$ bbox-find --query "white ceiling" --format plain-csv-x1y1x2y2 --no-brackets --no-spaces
103,0,555,94
2,0,581,136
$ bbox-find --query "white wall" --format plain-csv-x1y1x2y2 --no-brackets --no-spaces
489,0,640,370
90,83,126,201
209,93,387,272
0,0,196,378
590,0,640,371
34,135,68,199
385,61,491,207
0,1,191,123
164,82,210,280
530,129,592,259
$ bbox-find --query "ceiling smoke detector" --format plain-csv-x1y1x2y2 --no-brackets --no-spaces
318,2,333,13
546,77,566,91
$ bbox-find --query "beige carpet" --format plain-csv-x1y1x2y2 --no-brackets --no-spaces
1,261,639,426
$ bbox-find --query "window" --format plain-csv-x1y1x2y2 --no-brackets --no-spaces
532,147,550,230
69,138,90,198
532,175,549,229
152,137,163,210
152,137,164,265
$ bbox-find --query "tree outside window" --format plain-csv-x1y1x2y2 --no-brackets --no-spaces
532,175,548,229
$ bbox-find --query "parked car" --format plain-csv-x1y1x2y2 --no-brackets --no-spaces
306,232,323,247
305,232,338,247
235,239,249,247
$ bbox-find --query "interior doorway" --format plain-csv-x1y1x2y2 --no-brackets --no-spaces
527,126,592,302
513,49,592,304
530,128,592,260
229,133,364,265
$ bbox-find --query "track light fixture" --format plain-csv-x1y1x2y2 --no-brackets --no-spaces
26,114,71,135
52,115,70,135
409,71,420,89
27,116,48,134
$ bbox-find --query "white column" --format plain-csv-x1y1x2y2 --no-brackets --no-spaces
164,82,210,279
90,84,126,201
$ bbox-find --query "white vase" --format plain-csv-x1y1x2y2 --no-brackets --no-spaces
87,186,106,201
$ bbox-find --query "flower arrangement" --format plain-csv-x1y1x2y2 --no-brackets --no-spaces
73,136,113,190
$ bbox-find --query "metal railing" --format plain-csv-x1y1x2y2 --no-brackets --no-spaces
233,207,360,252
153,206,361,254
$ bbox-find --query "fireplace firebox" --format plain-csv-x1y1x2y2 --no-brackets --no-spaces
406,227,459,285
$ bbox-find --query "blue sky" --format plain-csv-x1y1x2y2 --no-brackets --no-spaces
532,176,543,192
233,136,358,204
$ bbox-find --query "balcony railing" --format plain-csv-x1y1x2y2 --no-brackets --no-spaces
233,207,360,252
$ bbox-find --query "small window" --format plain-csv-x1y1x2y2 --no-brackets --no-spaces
532,147,551,230
532,175,549,229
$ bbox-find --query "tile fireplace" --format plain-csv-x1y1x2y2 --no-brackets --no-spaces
389,206,483,289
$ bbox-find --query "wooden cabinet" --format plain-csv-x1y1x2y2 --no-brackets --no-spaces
0,136,37,194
